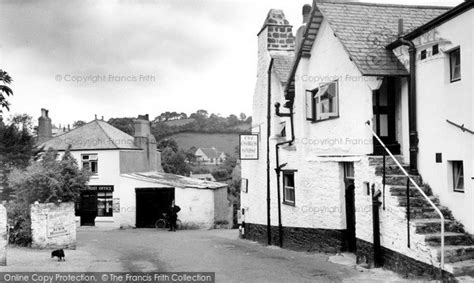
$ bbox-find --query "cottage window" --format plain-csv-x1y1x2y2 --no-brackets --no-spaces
451,161,464,192
449,48,461,82
307,81,339,122
97,191,113,216
82,154,98,174
283,171,295,205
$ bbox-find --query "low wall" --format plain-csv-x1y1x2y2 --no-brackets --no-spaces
0,205,6,265
30,202,76,249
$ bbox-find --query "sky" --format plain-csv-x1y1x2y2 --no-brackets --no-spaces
0,0,462,127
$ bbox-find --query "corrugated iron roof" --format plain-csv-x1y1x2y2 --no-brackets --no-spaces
121,171,227,190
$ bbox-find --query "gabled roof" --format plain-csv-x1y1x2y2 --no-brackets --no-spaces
285,0,451,98
271,54,294,86
39,119,141,151
317,1,449,76
121,171,227,190
197,147,222,159
387,1,473,49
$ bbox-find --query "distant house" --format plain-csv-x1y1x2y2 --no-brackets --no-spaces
190,172,216,182
37,109,229,229
195,147,226,165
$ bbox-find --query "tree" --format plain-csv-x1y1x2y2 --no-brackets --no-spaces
161,148,190,176
0,70,13,113
10,114,34,133
239,113,247,121
6,147,90,245
0,117,35,200
107,117,134,135
73,120,86,128
157,138,178,153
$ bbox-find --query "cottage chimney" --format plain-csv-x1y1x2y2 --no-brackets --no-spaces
37,108,52,143
133,114,158,171
295,4,312,55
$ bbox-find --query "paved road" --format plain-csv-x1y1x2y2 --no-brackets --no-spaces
3,229,404,282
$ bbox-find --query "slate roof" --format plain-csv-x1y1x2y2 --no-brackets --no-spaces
271,54,294,86
315,1,450,76
39,119,141,151
121,171,227,190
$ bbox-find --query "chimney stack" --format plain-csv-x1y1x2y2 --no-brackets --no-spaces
258,9,295,52
302,4,312,24
38,108,52,144
133,114,158,171
295,4,312,55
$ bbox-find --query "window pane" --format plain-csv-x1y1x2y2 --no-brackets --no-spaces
379,114,389,136
450,49,461,81
306,90,314,120
97,192,113,216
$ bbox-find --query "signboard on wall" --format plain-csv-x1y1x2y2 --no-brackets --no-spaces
81,185,114,192
47,211,69,238
239,134,259,160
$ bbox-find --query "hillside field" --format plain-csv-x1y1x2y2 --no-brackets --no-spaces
163,132,241,156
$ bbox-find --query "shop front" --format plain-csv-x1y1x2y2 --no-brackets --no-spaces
76,185,114,226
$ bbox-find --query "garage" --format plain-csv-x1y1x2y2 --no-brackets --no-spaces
135,187,174,228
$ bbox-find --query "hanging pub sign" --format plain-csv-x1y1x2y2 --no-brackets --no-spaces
81,185,114,192
239,134,259,160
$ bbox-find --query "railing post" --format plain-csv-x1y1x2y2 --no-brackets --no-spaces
406,177,410,248
382,150,386,210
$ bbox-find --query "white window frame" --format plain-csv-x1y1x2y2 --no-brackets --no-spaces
307,80,339,122
451,161,464,193
283,171,295,205
81,154,98,175
449,47,461,82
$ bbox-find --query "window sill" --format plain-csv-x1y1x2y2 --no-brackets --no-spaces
453,189,464,193
450,78,461,83
282,201,295,207
310,115,340,124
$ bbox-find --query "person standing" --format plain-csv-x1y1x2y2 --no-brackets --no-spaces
168,200,181,232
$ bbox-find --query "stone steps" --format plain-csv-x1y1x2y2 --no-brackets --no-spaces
375,164,411,176
412,219,456,234
368,155,404,166
397,196,440,208
389,185,432,197
446,259,474,277
424,232,474,247
435,245,474,263
385,174,423,186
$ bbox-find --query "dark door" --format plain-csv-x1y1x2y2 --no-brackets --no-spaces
372,77,400,155
344,163,356,252
136,188,174,228
80,191,97,226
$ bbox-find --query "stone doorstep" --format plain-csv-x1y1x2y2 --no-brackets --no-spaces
433,245,474,263
444,259,474,277
424,232,474,246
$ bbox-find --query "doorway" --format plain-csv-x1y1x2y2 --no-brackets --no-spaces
80,191,97,226
343,162,356,252
135,188,174,228
372,77,400,155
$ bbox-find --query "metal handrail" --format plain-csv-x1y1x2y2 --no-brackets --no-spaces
366,121,445,271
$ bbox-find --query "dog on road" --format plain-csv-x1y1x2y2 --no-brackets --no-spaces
51,249,65,261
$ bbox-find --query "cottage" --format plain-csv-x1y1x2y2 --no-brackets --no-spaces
37,109,229,229
242,1,473,278
195,147,226,165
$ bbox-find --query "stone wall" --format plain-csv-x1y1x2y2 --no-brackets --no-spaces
245,223,346,253
30,202,76,249
0,205,6,265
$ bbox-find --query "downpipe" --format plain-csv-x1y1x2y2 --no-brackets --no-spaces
372,188,383,267
274,101,295,248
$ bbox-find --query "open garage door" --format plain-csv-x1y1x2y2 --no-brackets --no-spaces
135,188,174,228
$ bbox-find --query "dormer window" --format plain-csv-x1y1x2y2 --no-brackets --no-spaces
82,154,98,174
306,80,339,122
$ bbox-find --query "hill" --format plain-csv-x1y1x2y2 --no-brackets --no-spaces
163,132,240,156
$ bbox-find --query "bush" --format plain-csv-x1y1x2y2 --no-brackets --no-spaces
5,202,32,246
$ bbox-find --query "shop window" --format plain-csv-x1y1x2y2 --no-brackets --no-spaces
449,48,461,82
82,154,98,174
451,161,464,193
97,192,113,216
306,80,339,122
283,171,295,205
